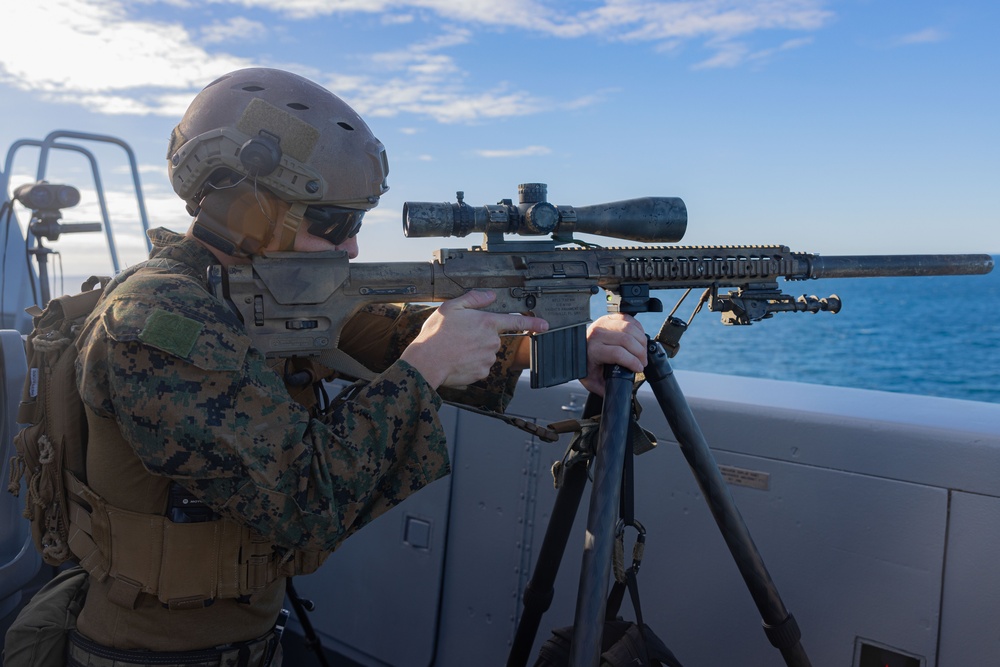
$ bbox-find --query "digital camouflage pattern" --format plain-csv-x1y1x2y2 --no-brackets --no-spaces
70,227,523,651
77,228,454,551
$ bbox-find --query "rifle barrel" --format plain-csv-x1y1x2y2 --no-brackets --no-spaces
809,254,994,279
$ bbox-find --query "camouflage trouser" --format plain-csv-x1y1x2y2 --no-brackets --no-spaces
66,630,282,667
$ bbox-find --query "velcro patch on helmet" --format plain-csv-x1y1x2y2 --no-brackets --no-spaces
139,309,204,359
166,126,186,160
237,98,320,162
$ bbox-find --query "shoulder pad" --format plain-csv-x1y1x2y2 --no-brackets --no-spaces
102,274,250,371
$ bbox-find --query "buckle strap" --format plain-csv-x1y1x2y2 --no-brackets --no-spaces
68,630,278,667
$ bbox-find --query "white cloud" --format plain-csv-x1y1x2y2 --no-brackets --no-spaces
562,89,618,110
891,28,948,47
154,0,835,75
0,0,833,120
210,0,554,25
778,36,814,51
202,0,832,44
381,13,415,25
372,51,461,78
317,27,619,123
608,0,829,41
350,81,547,123
692,39,748,69
199,17,269,44
693,32,813,69
0,0,251,114
322,31,552,123
475,145,552,158
201,0,389,21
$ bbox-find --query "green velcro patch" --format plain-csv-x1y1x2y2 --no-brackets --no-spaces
139,308,204,358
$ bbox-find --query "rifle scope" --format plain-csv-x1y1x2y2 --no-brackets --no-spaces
403,183,687,244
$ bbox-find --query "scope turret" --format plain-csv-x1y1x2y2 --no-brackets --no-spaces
403,183,687,244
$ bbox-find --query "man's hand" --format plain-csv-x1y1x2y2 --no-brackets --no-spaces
580,313,648,396
401,290,549,389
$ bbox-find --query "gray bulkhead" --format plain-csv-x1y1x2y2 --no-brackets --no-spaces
291,373,1000,666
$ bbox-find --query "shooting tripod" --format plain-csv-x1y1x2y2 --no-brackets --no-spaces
507,298,811,666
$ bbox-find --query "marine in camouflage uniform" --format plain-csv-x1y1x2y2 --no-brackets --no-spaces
53,68,648,665
71,227,523,654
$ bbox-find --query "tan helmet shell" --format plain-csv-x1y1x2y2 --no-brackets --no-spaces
168,68,389,214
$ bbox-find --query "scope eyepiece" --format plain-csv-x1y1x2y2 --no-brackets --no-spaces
403,183,687,244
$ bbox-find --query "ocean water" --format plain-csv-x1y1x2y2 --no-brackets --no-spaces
609,256,1000,405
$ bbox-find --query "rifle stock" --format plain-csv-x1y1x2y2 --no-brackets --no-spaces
207,242,993,388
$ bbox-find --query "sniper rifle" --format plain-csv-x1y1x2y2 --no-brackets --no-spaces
207,183,994,388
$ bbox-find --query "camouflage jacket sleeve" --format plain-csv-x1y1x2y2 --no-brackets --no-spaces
339,303,524,413
76,272,450,552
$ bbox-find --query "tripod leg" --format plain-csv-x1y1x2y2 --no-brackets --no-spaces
507,461,589,667
286,578,331,667
643,340,811,667
569,364,635,667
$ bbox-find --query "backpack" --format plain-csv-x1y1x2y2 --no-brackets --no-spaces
1,565,90,666
7,276,109,566
533,619,684,667
6,264,330,607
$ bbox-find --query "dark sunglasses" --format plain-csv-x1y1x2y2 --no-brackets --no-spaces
303,205,365,245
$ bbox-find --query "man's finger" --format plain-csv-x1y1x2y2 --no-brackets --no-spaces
491,313,549,335
445,290,497,311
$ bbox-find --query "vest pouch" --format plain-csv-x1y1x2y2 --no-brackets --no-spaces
62,467,328,610
158,519,242,609
2,566,89,667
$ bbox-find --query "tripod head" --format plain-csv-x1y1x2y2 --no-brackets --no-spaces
14,181,101,241
13,181,102,305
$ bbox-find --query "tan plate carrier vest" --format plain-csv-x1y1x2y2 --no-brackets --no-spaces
64,462,327,611
13,261,327,612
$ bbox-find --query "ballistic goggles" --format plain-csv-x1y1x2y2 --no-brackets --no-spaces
303,204,365,245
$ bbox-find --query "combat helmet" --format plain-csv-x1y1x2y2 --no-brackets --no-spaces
167,67,389,256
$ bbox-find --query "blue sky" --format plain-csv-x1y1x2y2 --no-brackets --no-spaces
0,0,997,275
